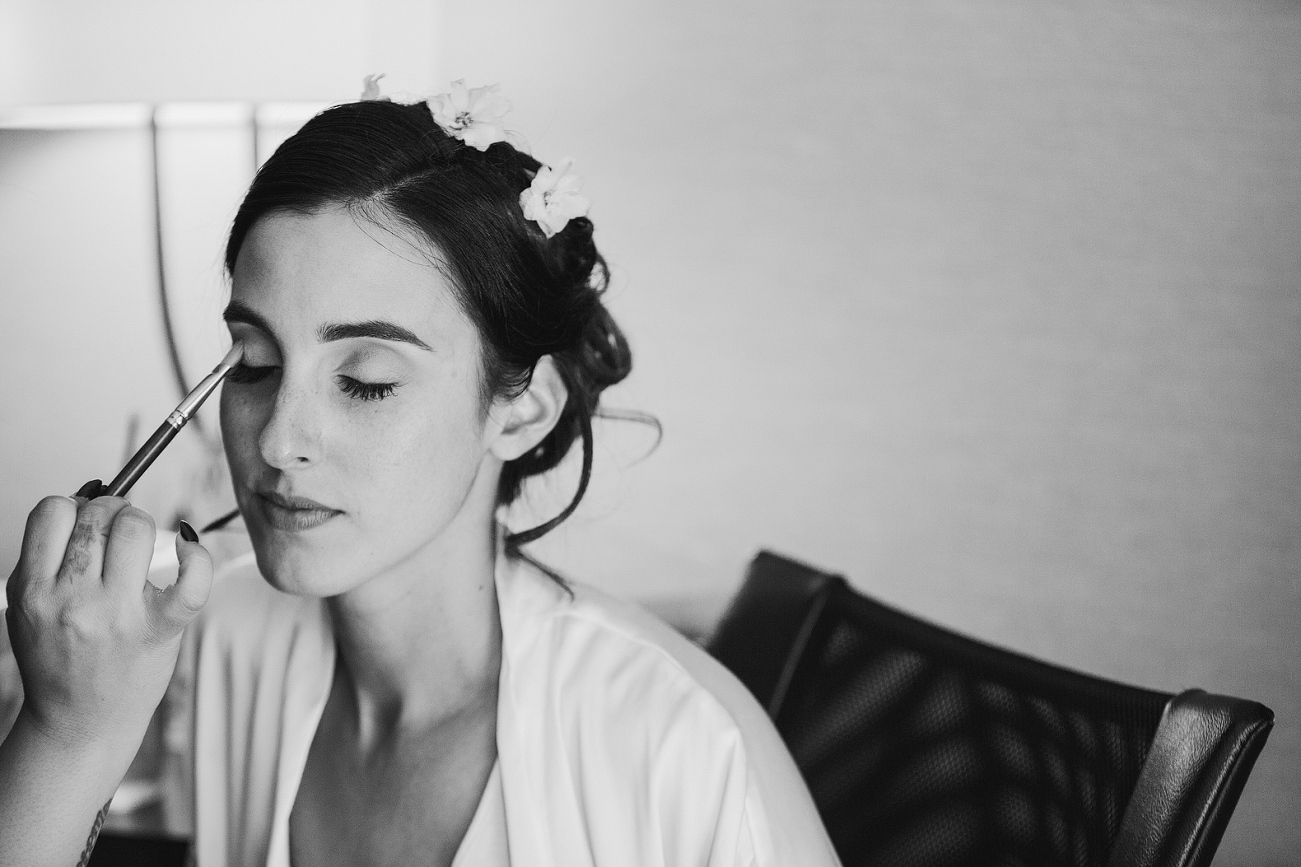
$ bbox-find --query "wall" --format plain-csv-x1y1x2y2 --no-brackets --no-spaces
454,2,1300,861
0,0,1297,862
0,0,439,105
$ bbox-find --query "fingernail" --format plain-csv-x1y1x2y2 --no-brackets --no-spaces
178,520,199,543
74,479,103,498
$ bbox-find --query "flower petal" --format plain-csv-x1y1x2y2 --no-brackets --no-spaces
447,79,470,112
552,191,591,219
459,122,507,151
553,173,583,195
467,86,512,123
360,73,386,101
530,167,559,193
520,187,547,222
427,80,514,147
427,93,458,130
519,159,590,237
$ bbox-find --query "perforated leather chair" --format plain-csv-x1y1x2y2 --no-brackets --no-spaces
708,552,1273,867
87,833,187,867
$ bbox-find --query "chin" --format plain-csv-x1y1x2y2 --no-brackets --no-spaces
246,520,358,598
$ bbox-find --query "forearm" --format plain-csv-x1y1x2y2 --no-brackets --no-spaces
0,709,138,867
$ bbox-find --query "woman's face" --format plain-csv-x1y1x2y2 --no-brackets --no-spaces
220,206,501,597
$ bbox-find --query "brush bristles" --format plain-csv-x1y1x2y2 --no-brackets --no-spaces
218,341,244,370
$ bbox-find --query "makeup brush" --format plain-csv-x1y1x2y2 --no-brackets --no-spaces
99,343,244,498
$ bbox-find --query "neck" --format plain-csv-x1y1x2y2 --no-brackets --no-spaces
324,468,504,739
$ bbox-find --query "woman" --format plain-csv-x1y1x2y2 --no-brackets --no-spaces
0,82,839,867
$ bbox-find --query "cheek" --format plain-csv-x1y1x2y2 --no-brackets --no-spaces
218,386,265,468
366,402,484,489
350,394,490,517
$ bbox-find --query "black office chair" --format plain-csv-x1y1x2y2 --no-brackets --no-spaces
87,833,188,867
708,551,1273,867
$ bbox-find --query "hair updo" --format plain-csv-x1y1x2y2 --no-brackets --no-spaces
224,99,633,547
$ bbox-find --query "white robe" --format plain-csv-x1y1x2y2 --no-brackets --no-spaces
189,547,841,867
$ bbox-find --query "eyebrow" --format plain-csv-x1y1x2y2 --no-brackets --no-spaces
223,301,432,351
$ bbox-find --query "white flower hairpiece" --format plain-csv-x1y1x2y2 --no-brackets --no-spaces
520,158,591,238
360,73,389,102
426,79,511,152
359,77,589,237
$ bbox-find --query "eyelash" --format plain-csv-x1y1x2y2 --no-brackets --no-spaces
227,364,399,401
226,363,273,384
336,377,398,401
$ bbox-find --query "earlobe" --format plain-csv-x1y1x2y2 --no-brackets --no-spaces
488,356,568,461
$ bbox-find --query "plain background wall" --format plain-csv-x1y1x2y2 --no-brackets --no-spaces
0,1,1296,862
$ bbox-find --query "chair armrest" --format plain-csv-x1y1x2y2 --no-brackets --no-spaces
1107,689,1273,867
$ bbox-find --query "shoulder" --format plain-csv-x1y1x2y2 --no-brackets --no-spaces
499,554,762,741
495,555,840,865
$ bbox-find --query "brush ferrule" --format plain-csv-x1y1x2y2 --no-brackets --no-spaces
174,370,226,419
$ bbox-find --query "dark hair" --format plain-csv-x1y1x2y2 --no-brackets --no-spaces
225,100,633,547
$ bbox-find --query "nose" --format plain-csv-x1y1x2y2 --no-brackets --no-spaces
258,378,324,469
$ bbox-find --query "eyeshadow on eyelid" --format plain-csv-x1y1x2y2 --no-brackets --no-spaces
341,343,410,367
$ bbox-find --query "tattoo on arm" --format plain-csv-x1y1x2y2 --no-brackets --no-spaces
75,799,112,867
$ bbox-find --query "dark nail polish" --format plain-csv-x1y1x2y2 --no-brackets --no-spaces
74,479,103,498
178,520,199,543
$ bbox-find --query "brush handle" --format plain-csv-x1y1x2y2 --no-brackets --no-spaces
95,344,242,499
102,417,181,498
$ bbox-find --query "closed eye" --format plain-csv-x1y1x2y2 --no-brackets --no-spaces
337,376,399,401
226,363,277,384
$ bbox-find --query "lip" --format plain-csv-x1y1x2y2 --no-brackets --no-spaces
255,490,342,532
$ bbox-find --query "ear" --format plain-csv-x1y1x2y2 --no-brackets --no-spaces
487,355,569,462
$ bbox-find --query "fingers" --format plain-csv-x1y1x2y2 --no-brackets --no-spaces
101,505,157,593
17,496,79,583
57,497,132,587
150,527,213,628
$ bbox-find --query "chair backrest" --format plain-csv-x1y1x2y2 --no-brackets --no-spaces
708,551,1273,867
88,833,188,867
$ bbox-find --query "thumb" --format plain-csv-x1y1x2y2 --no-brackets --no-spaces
150,523,214,629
